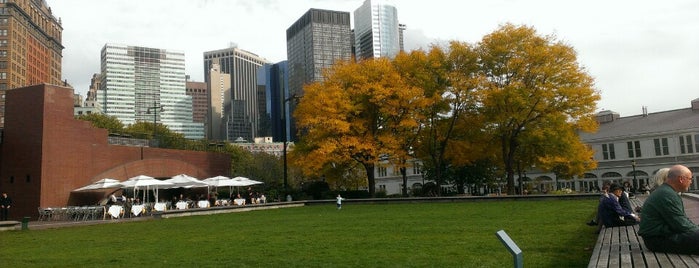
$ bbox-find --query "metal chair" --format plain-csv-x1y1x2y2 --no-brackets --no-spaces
37,207,52,221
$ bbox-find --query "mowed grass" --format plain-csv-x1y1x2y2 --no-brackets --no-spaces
0,199,598,267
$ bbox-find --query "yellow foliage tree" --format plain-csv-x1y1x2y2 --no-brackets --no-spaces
292,58,426,197
394,43,485,194
475,24,600,195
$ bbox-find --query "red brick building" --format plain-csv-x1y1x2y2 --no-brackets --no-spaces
0,84,231,220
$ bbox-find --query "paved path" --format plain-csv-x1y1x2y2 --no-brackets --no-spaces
682,193,699,223
635,193,699,224
28,214,156,230
24,202,304,230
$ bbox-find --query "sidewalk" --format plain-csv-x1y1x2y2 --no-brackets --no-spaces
28,215,154,230
682,193,699,223
24,201,305,230
635,193,699,224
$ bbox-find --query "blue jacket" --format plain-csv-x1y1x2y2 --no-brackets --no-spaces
598,193,638,227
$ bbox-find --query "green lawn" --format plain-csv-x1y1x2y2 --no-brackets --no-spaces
0,199,598,267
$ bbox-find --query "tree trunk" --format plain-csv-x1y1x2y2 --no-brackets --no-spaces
400,166,408,197
503,136,518,195
364,163,376,197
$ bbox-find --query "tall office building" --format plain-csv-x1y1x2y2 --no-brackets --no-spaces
259,61,289,143
206,63,230,141
185,79,208,124
398,23,406,52
286,9,352,141
203,46,269,142
84,73,101,108
97,44,204,139
353,0,400,60
0,0,63,127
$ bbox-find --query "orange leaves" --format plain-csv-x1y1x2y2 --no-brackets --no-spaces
294,57,428,178
293,23,602,193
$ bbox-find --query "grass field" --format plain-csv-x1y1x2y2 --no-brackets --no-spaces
0,199,599,267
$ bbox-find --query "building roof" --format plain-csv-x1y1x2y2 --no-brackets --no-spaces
581,107,699,142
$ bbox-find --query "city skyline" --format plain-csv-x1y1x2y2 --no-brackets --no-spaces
49,0,699,117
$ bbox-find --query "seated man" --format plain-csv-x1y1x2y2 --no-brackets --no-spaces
617,186,637,213
638,165,699,254
598,183,640,227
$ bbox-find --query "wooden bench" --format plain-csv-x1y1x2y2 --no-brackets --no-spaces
589,196,699,267
588,225,699,267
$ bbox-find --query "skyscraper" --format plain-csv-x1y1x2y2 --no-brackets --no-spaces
206,63,230,141
185,79,208,124
286,8,352,141
0,0,63,127
97,44,204,139
353,0,400,60
259,61,289,143
204,46,269,142
399,23,407,52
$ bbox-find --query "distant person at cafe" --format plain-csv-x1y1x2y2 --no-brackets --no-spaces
638,164,699,254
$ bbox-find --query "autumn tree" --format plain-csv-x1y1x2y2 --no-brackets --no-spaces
124,121,186,148
293,58,425,197
76,113,124,133
475,24,600,195
325,161,367,191
394,43,483,195
234,151,284,189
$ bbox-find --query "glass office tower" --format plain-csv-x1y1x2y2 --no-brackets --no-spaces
286,8,352,141
97,44,204,139
354,0,400,60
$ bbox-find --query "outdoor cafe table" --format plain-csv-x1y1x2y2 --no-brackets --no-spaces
215,199,229,206
108,205,123,219
131,204,145,216
175,201,188,210
153,202,167,212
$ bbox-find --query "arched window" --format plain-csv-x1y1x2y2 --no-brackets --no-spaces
602,172,622,178
583,173,597,179
627,170,649,177
535,176,553,181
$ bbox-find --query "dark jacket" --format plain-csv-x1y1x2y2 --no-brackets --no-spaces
0,195,12,207
598,193,638,227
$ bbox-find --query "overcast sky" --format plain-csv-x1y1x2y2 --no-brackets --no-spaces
48,0,698,117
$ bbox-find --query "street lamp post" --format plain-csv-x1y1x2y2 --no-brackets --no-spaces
631,159,637,185
282,94,299,194
147,101,164,147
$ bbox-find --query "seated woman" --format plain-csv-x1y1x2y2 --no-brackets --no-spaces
598,183,640,227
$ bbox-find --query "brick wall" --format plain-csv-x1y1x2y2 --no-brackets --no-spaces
0,84,230,220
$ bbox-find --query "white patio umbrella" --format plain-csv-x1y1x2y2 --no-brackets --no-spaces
202,176,236,197
202,176,236,187
73,178,122,192
161,174,208,189
231,176,264,187
229,176,264,194
119,175,173,203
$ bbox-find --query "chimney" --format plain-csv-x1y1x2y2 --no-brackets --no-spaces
595,110,620,124
692,98,699,110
